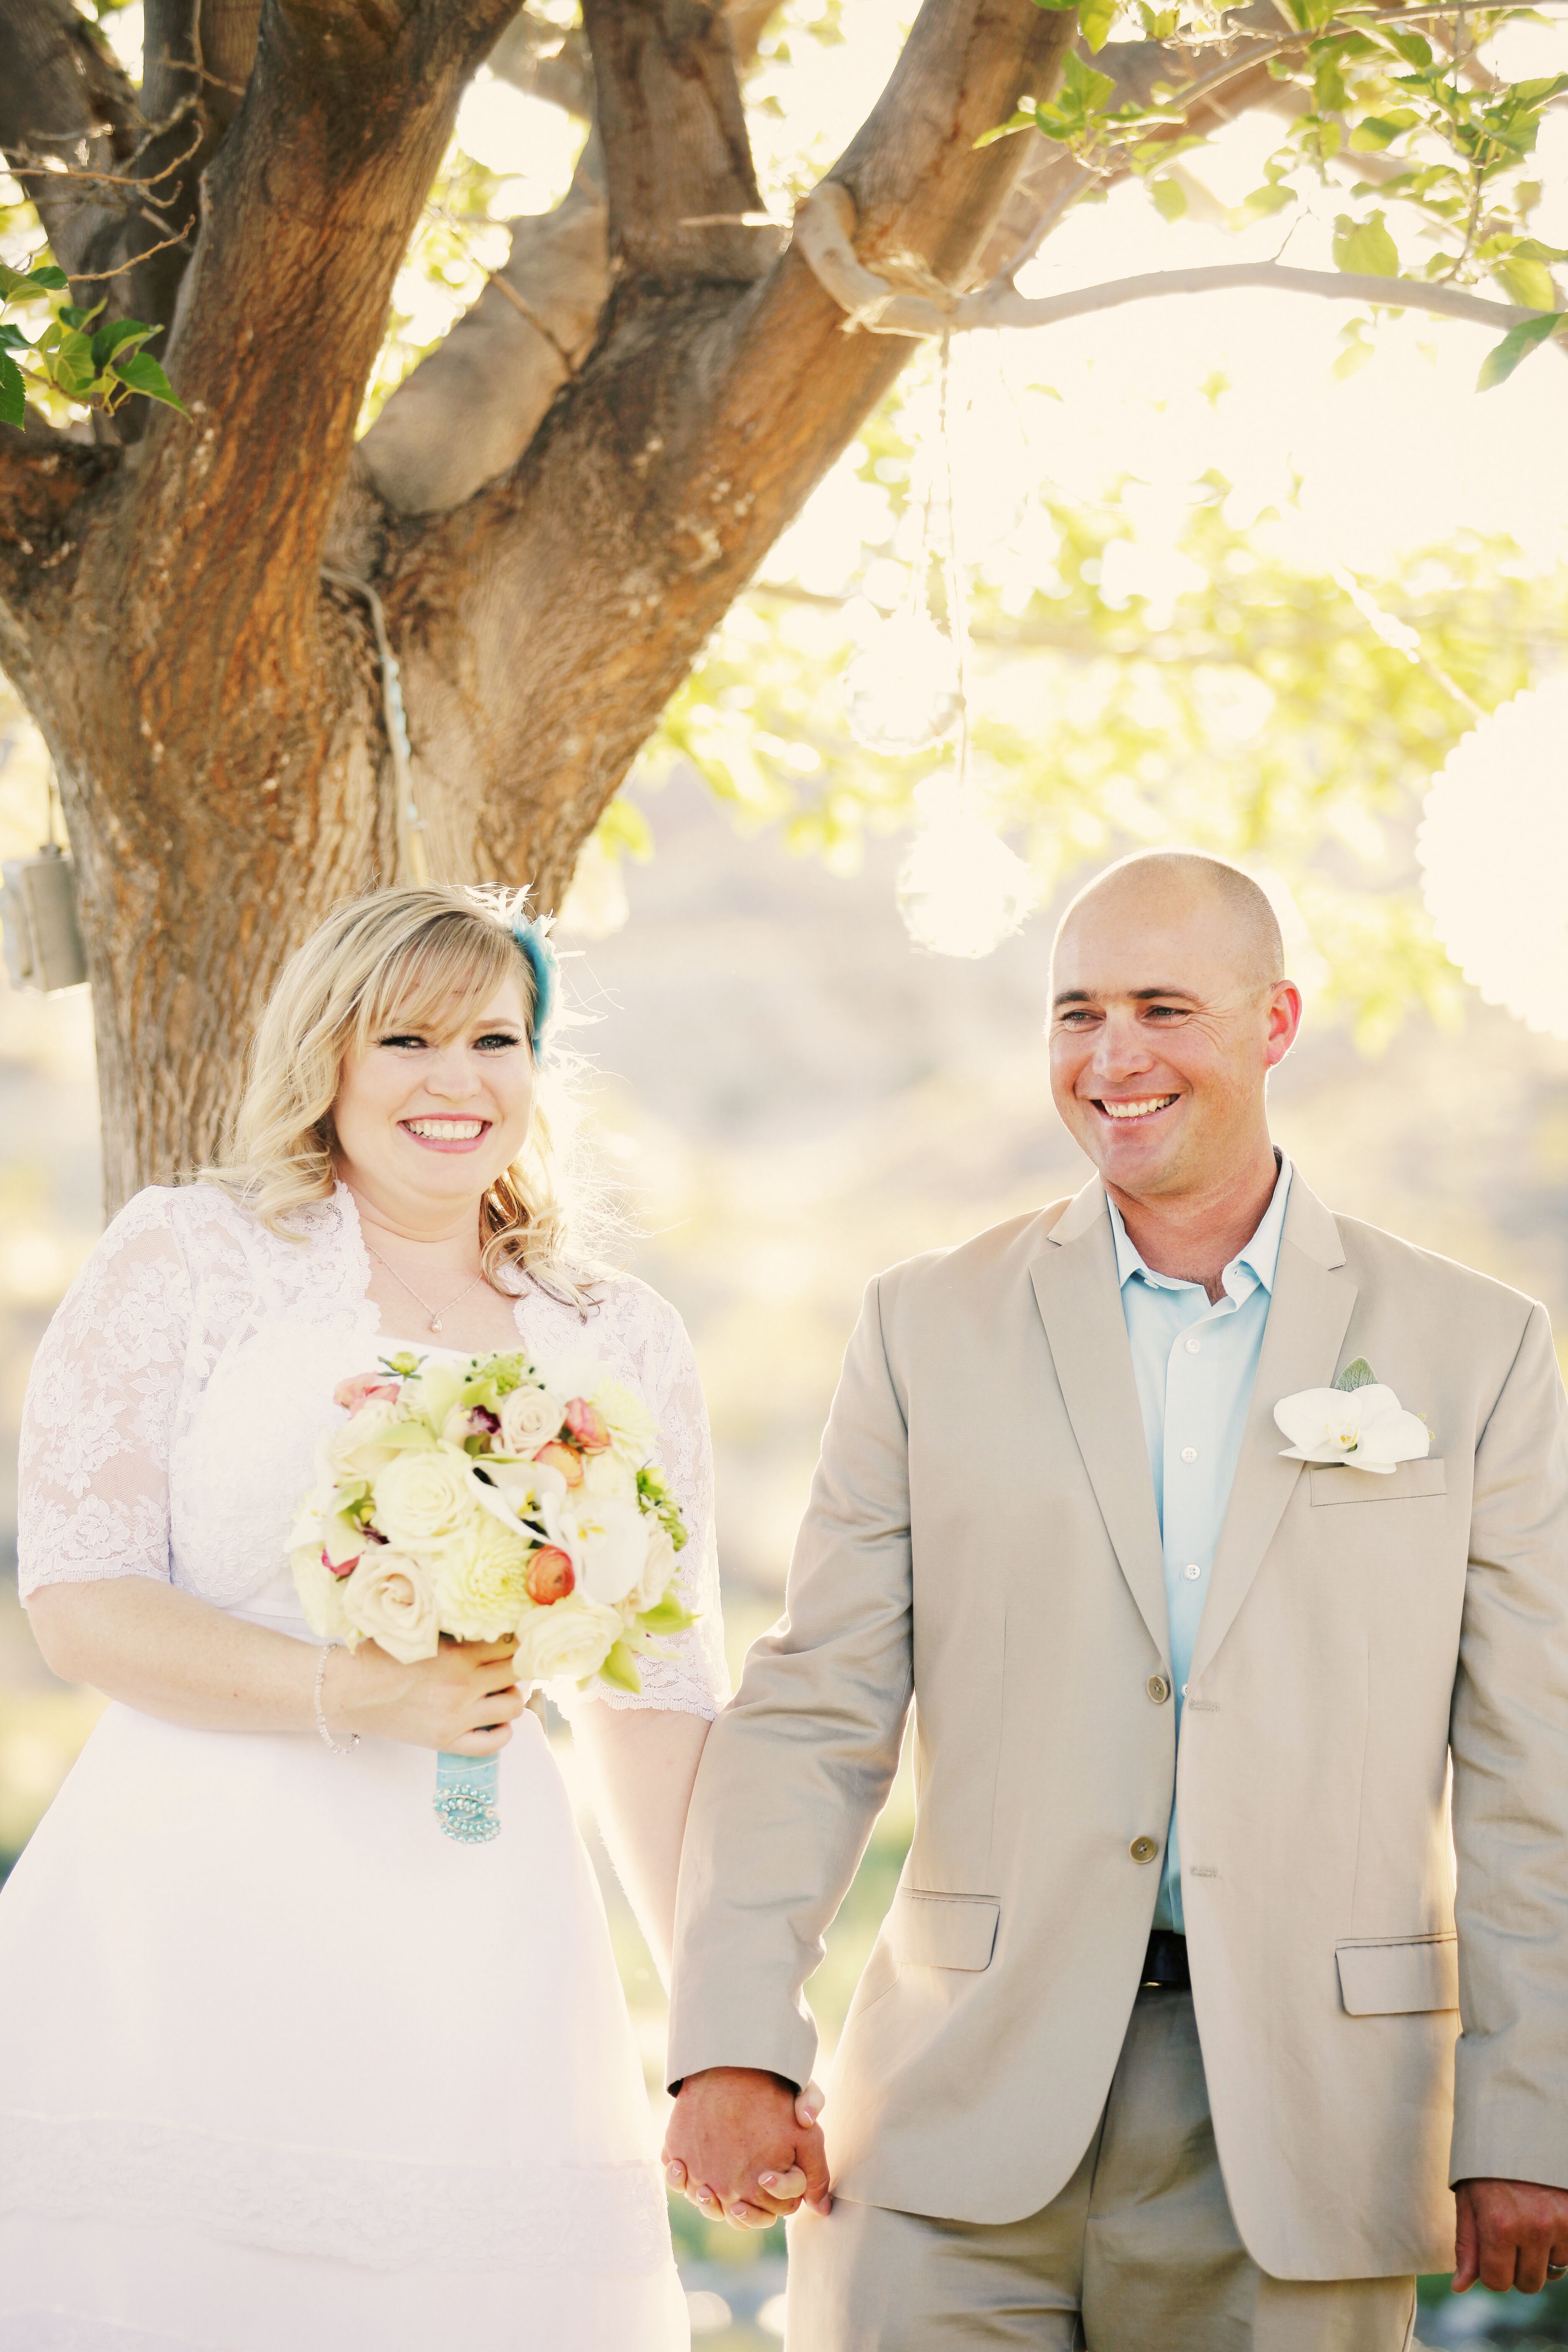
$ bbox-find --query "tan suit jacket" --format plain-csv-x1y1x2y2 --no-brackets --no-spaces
668,1171,1568,2279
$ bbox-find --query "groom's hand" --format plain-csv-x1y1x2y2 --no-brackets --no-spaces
663,2068,831,2229
1454,2178,1568,2293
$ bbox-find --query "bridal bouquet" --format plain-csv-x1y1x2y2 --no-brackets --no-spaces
290,1348,693,1842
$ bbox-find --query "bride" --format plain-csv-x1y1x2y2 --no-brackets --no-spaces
0,885,809,2349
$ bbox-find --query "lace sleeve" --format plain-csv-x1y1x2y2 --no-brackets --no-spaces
557,1304,729,1722
16,1190,192,1601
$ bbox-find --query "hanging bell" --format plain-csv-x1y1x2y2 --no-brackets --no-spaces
1,844,88,993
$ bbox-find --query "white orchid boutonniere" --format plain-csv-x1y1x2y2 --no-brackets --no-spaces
1274,1358,1431,1475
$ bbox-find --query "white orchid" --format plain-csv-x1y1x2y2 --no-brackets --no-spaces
1274,1379,1429,1474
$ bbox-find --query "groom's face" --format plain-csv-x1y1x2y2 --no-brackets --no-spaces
1047,879,1300,1201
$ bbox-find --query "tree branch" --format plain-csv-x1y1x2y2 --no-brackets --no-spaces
581,0,770,289
792,198,1566,346
110,0,523,666
358,138,608,516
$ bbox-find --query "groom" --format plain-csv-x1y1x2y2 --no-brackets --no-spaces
664,850,1568,2348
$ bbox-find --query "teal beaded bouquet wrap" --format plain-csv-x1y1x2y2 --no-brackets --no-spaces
290,1349,694,1841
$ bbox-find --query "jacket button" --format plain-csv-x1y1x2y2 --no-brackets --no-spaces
1147,1674,1171,1704
1130,1836,1160,1864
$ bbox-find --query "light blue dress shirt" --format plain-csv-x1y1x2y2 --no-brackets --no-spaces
1109,1154,1292,1934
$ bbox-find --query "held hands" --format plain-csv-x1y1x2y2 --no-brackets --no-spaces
1454,2178,1568,2295
325,1635,525,1755
663,2069,832,2230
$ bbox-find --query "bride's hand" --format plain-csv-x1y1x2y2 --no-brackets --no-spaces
327,1637,525,1753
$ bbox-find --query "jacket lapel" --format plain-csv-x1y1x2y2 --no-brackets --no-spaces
1030,1179,1170,1666
1189,1176,1357,1682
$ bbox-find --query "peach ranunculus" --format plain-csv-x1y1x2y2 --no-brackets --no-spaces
342,1548,440,1664
372,1445,481,1550
564,1397,613,1453
333,1372,402,1416
533,1439,584,1488
513,1593,623,1682
525,1546,576,1605
497,1384,565,1458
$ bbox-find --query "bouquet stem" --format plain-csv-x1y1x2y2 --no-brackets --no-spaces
433,1751,501,1843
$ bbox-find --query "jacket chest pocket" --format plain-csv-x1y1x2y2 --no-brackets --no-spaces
1310,1458,1447,1506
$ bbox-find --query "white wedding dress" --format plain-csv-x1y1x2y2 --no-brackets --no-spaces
0,1180,728,2351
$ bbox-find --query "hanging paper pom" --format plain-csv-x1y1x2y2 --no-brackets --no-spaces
897,779,1037,960
845,610,962,756
1416,676,1568,1039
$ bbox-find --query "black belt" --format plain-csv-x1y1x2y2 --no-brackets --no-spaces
1141,1929,1190,1991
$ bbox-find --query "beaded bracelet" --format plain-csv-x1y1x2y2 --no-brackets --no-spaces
314,1644,360,1756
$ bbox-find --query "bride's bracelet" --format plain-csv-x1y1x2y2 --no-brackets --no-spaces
314,1645,361,1758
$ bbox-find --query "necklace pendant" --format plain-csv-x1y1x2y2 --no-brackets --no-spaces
429,1317,443,1333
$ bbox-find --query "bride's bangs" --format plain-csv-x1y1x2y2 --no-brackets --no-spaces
353,916,531,1056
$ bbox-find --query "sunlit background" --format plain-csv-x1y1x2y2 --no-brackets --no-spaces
5,0,1568,2342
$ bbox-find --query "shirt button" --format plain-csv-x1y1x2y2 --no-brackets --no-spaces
1130,1836,1160,1864
1181,1446,1198,1463
1147,1674,1171,1704
1185,1336,1201,1354
1183,1562,1202,1581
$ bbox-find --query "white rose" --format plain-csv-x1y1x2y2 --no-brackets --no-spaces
592,1377,658,1467
371,1445,481,1550
327,1398,405,1482
342,1547,441,1663
291,1543,353,1642
582,1448,636,1504
498,1384,565,1457
513,1593,624,1683
434,1515,531,1643
554,1494,651,1608
627,1523,678,1617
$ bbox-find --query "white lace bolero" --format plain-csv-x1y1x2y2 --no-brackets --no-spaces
16,1181,729,1720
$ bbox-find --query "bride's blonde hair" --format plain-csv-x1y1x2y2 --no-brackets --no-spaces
201,887,590,1288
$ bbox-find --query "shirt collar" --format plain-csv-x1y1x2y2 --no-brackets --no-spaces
1107,1152,1293,1298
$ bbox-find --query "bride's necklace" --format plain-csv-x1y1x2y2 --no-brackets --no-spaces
366,1242,490,1335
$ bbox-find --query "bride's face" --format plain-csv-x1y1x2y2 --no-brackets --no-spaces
332,977,535,1216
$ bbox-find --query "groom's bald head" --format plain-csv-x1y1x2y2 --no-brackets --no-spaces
1052,852,1284,989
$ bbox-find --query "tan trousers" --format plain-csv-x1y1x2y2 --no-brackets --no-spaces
786,1989,1418,2352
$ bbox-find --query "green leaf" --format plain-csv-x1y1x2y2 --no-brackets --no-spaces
1376,26,1432,65
1349,112,1417,152
1492,255,1558,312
1333,1358,1379,1391
0,323,31,353
1149,174,1187,221
1476,309,1562,390
1029,0,1079,10
636,1596,699,1636
1078,0,1117,52
90,317,157,369
26,264,68,291
110,350,187,413
0,350,24,431
58,302,104,332
1513,239,1568,265
975,107,1039,147
49,327,97,396
1332,210,1399,277
596,1641,644,1695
